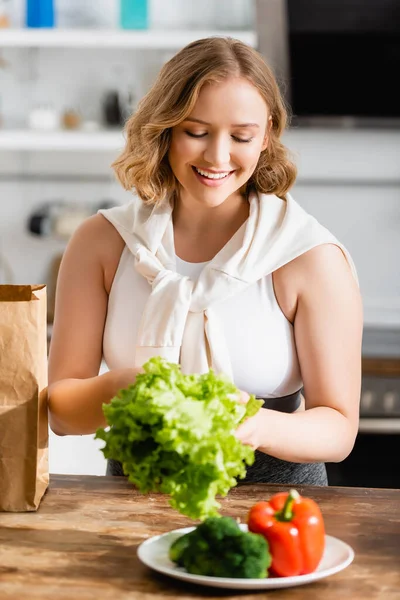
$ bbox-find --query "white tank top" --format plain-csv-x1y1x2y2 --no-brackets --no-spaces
103,246,303,398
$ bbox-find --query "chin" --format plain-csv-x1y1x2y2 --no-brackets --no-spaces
187,180,245,204
196,189,238,207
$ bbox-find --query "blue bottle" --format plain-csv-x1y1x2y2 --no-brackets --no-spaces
120,0,148,30
26,0,55,28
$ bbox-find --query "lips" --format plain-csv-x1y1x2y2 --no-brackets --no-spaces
193,166,232,178
191,165,237,189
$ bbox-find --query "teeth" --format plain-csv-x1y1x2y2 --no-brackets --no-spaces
194,167,230,180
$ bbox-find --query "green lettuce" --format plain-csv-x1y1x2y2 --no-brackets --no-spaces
95,357,263,520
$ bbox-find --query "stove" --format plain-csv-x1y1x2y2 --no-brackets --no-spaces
359,372,400,434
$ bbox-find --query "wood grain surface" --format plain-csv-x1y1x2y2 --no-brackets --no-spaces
0,475,399,600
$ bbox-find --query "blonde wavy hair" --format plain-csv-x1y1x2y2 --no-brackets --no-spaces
112,36,297,204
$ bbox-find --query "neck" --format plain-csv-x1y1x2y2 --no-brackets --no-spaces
172,189,249,235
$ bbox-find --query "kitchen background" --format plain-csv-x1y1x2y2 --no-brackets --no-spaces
0,0,399,486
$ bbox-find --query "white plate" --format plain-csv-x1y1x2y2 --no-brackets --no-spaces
137,524,355,590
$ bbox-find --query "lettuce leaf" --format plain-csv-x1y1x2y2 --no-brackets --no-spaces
95,357,263,520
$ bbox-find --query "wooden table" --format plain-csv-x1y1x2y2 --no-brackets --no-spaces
0,475,399,600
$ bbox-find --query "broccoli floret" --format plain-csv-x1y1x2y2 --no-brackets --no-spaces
169,516,271,579
168,532,191,566
194,516,243,542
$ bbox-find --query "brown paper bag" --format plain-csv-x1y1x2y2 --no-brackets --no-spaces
0,285,49,511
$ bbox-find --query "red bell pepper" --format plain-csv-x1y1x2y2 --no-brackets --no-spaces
247,489,325,577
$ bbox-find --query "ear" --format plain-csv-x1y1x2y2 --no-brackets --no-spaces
261,116,272,152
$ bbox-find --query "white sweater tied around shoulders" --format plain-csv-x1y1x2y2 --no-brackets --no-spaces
99,191,357,380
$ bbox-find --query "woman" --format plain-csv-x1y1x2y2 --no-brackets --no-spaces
48,37,363,486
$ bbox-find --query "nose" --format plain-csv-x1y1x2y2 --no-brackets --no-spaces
203,133,231,168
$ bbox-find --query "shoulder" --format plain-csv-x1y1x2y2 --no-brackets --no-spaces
288,243,352,281
64,213,126,294
273,243,358,322
67,213,125,258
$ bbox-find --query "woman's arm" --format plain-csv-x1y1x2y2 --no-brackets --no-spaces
48,369,138,436
48,213,138,436
236,243,363,463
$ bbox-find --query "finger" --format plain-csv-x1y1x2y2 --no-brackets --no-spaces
238,391,250,405
235,427,257,450
234,419,251,439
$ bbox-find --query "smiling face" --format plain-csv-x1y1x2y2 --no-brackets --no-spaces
168,77,270,208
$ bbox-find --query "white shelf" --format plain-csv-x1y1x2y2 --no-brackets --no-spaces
0,28,257,49
0,129,124,151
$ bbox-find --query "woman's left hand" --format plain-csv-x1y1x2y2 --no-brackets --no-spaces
235,391,268,451
235,410,268,451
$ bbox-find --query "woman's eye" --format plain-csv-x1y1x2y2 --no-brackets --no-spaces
185,131,207,138
233,136,253,143
184,131,253,143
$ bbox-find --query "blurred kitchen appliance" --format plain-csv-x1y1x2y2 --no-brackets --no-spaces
27,199,115,239
256,0,400,125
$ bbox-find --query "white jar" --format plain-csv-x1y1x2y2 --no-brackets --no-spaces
28,106,60,130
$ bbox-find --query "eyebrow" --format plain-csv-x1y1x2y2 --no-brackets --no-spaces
184,118,260,128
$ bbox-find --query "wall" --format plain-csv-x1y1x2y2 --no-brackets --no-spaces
284,128,400,328
2,129,399,327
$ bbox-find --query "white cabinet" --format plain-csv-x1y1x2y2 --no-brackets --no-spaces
48,429,107,475
0,28,256,152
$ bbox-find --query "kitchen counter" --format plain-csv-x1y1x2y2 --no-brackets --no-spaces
0,475,399,599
